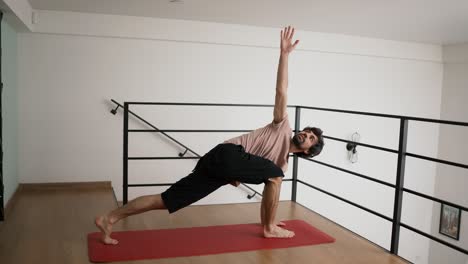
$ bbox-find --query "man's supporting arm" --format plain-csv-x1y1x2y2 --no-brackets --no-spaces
262,177,282,228
262,177,294,237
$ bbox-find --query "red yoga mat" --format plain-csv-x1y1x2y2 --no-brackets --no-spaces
88,219,335,263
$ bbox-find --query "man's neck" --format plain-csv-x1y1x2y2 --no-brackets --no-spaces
288,140,302,154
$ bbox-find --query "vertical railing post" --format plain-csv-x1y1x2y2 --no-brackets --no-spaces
291,106,301,202
123,102,129,205
391,118,408,254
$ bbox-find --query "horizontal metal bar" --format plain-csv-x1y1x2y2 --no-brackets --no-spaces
299,105,468,126
406,152,468,169
324,135,398,154
128,183,173,187
116,100,468,127
403,188,468,211
128,157,200,160
130,156,294,161
400,222,468,255
129,129,253,133
126,101,297,108
301,157,396,188
129,129,301,133
128,180,292,187
404,116,468,126
297,179,393,222
127,141,467,168
299,105,404,119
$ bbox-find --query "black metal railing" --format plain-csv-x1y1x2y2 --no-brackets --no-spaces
111,99,467,259
111,99,296,200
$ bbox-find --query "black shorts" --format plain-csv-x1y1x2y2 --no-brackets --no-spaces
161,143,284,213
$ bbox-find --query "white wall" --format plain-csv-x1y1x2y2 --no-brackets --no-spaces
428,44,468,264
17,10,444,263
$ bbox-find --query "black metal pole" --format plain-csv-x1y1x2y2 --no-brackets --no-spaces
123,103,129,205
391,118,408,254
291,106,301,202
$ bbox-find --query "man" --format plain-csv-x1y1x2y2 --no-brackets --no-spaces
95,26,324,245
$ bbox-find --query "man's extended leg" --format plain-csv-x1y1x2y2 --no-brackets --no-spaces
95,194,167,245
262,177,295,238
95,167,227,245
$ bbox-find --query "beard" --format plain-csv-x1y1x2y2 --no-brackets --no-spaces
292,134,305,148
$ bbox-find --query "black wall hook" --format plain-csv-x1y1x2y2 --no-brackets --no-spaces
178,149,189,157
110,105,120,115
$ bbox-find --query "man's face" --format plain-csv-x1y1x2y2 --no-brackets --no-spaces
292,130,318,155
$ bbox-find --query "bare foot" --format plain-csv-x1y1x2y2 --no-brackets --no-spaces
260,221,286,227
95,215,119,245
263,225,295,238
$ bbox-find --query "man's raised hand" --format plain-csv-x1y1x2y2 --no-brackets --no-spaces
280,26,300,55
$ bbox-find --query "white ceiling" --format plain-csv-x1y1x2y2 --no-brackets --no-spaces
27,0,468,45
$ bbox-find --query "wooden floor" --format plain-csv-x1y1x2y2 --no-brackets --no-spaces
0,184,409,264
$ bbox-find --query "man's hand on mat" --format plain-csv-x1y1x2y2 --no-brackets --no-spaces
230,181,240,187
264,225,295,238
280,26,299,55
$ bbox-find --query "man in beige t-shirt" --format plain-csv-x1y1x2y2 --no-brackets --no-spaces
95,26,324,244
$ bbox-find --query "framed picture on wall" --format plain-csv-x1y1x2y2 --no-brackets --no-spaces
439,203,461,240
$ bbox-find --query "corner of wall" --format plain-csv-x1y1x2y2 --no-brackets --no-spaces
1,0,34,32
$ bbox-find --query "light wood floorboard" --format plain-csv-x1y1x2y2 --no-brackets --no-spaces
0,186,409,264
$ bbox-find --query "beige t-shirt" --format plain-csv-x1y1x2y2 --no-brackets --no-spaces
223,115,292,173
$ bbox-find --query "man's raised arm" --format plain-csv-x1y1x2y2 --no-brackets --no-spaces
273,26,299,124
